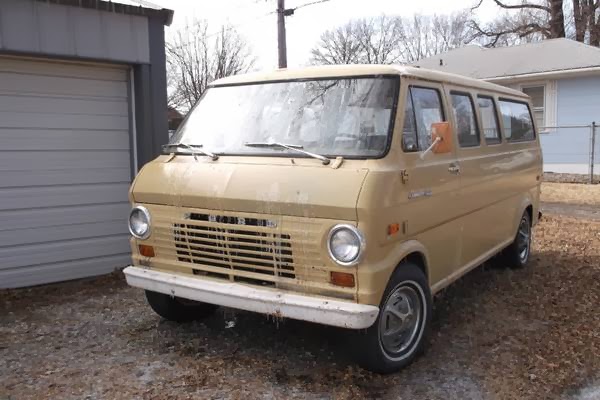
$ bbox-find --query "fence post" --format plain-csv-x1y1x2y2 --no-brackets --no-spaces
591,121,597,184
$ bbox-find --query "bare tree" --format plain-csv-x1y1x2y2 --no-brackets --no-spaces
469,8,549,47
400,12,475,62
572,0,600,45
167,20,256,111
310,12,474,65
310,21,364,64
310,16,403,65
356,16,404,64
470,0,599,47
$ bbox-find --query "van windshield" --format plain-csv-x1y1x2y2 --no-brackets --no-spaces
169,77,398,158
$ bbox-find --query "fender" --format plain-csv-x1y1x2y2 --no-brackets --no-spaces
358,239,430,305
511,192,534,237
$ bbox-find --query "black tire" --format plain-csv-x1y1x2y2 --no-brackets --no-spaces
502,211,532,269
145,290,218,322
351,262,432,374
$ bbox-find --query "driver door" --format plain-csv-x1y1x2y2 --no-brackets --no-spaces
400,83,462,288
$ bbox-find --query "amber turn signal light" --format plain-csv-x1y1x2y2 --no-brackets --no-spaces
330,271,355,288
388,223,400,235
138,244,155,258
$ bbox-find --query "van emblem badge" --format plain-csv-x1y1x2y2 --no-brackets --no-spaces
408,189,432,200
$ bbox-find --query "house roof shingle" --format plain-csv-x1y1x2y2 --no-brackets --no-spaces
36,0,174,26
415,39,600,79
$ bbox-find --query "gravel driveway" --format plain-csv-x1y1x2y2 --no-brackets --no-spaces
1,214,599,400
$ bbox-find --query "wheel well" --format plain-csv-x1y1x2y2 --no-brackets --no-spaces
525,204,533,222
403,252,428,282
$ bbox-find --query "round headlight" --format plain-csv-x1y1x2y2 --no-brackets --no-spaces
128,206,151,239
327,224,365,266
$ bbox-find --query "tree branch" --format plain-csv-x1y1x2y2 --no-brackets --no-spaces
491,0,551,13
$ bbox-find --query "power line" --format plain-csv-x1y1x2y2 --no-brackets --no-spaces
203,9,277,39
292,0,332,12
171,1,276,40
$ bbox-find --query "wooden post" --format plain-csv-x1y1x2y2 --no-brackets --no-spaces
591,121,597,184
277,0,287,68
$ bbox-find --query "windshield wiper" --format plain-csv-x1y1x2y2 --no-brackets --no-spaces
162,143,218,161
244,142,330,165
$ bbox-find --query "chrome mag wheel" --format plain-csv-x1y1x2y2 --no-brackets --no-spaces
517,216,531,263
378,283,424,358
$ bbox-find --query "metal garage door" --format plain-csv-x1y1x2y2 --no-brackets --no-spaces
0,56,133,288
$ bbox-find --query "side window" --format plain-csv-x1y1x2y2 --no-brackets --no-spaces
402,87,445,152
498,100,535,141
402,92,418,152
477,96,501,144
450,92,480,148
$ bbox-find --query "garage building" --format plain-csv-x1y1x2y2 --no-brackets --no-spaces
0,0,173,288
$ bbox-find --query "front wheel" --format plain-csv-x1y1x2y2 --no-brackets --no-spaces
145,290,218,322
351,262,432,374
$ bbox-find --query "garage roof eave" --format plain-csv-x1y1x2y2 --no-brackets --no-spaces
37,0,174,26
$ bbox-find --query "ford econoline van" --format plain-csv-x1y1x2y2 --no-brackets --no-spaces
124,65,542,373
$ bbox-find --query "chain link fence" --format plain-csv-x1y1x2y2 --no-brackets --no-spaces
539,122,598,184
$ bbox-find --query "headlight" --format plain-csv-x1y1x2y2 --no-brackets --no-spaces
327,224,365,266
128,206,151,239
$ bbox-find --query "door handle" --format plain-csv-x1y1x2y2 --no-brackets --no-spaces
448,163,461,174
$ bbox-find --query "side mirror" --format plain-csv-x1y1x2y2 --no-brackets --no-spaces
431,122,453,154
419,122,453,159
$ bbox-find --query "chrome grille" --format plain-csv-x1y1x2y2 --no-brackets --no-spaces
173,213,295,284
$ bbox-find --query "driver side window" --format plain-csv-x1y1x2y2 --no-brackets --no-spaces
402,87,445,152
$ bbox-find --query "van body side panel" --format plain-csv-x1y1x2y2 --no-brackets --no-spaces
462,147,512,263
400,81,463,287
455,144,540,268
444,84,542,270
355,80,463,305
355,166,463,305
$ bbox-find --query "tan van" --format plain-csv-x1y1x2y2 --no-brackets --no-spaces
124,65,542,373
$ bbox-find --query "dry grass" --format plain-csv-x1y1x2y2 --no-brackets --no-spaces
541,182,600,206
1,215,599,400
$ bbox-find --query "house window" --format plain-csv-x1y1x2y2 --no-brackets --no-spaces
521,86,544,129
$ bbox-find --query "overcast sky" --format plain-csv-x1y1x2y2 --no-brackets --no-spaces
152,0,499,69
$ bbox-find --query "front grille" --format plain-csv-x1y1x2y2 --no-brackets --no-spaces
173,213,295,283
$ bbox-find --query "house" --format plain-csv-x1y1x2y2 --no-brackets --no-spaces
168,106,184,138
415,39,600,175
0,0,173,288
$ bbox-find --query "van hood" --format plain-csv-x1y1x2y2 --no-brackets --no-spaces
131,157,368,221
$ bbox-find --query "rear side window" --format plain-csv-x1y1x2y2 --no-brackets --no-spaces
450,93,479,147
498,100,535,141
402,87,445,152
477,96,501,144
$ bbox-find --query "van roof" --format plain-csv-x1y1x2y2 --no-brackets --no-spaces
210,64,528,99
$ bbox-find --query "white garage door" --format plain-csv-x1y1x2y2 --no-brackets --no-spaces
0,56,133,288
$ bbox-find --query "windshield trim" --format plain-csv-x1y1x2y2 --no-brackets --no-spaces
208,73,400,89
169,74,401,161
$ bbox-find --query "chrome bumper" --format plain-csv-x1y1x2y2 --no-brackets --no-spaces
124,266,379,329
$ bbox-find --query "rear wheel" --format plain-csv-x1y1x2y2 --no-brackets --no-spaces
351,262,431,374
502,211,532,268
145,290,218,322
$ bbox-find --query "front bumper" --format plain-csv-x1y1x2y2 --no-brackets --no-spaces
124,266,379,329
